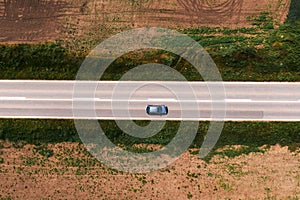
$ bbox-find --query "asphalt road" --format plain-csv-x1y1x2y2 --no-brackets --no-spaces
0,80,300,121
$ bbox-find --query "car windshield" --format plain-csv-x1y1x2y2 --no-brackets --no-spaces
149,106,159,112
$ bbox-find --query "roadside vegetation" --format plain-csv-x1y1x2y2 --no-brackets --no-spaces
1,119,299,161
0,12,300,160
0,12,299,81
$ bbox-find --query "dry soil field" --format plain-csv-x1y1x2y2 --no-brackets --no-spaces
0,141,299,199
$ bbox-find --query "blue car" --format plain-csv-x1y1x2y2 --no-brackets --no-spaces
146,105,168,115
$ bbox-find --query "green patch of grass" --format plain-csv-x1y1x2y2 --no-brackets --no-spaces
226,163,249,176
75,166,88,175
0,42,83,80
181,26,218,35
101,120,180,147
287,197,299,200
0,119,80,144
194,122,300,161
215,146,265,158
1,197,13,200
187,171,200,178
220,122,300,150
24,156,39,166
34,145,54,158
187,192,193,199
220,181,232,191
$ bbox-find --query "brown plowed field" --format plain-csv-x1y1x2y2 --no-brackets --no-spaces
0,0,291,43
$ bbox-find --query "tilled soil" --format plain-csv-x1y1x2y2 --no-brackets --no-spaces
0,0,291,43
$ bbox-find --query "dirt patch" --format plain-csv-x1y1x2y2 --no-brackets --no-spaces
0,141,299,199
0,0,291,43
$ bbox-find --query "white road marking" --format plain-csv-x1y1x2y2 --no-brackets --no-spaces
225,99,251,102
147,98,177,102
0,97,26,100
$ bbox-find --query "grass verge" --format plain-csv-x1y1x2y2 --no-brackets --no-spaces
0,120,299,161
